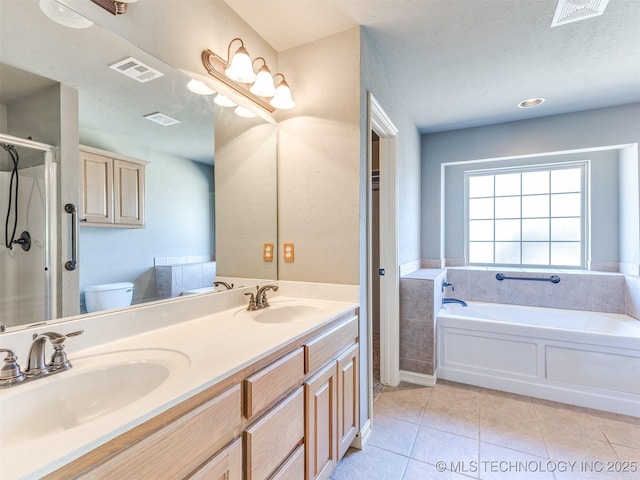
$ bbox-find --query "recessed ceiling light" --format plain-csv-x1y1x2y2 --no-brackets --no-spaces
39,0,94,29
143,112,180,126
518,97,546,109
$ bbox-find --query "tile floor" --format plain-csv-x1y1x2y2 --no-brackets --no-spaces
331,381,640,480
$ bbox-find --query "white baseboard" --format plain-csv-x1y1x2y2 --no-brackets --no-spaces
351,418,372,450
399,370,438,387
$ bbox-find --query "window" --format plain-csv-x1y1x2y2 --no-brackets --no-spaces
466,163,587,268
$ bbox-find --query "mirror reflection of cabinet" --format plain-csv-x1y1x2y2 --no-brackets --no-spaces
80,145,148,227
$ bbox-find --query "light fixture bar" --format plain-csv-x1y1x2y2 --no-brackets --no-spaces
201,49,276,114
89,0,135,15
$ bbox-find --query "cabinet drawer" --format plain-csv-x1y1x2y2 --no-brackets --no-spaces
245,387,304,480
305,315,358,374
270,445,304,480
82,384,242,479
188,438,242,480
245,347,304,420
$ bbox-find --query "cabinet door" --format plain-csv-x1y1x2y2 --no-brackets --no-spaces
337,344,359,459
80,150,113,224
188,439,242,480
113,159,145,226
304,362,338,480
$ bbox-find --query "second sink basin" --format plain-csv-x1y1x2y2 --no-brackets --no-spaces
252,304,324,324
0,348,189,445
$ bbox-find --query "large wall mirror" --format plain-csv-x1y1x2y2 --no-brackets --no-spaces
0,0,277,331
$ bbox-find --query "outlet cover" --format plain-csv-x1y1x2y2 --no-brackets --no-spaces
284,243,295,262
263,243,273,261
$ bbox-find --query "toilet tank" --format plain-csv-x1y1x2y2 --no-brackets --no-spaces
85,282,134,313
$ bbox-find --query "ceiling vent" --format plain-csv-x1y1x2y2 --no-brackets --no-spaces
143,112,180,126
109,57,164,83
551,0,610,27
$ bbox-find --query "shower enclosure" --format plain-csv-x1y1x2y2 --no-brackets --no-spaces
0,133,56,330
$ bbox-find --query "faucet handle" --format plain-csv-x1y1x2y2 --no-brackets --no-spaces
0,348,26,387
49,331,83,372
442,281,455,292
245,292,257,311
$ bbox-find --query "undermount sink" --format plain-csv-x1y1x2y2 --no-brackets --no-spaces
0,348,189,445
251,304,325,324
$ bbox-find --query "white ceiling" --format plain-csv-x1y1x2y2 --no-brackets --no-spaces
224,0,640,132
0,0,216,164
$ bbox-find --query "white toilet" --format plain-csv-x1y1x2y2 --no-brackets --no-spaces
85,282,134,313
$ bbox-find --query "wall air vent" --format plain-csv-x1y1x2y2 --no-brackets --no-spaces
143,112,180,126
551,0,610,27
109,56,164,83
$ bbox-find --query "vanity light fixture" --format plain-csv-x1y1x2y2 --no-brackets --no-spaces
89,0,137,15
213,94,237,108
187,78,215,96
250,58,277,98
201,37,296,115
224,38,256,84
234,106,257,119
518,97,546,108
270,74,296,110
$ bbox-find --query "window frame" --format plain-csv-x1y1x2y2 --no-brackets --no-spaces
464,161,589,269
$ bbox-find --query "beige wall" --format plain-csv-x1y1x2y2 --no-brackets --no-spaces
276,28,362,284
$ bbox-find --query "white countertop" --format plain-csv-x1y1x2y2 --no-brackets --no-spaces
0,283,358,479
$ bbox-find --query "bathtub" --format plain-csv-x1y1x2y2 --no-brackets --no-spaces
436,302,640,417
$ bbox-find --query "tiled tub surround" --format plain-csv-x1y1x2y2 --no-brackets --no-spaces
399,270,446,378
399,268,640,383
437,302,640,416
445,268,629,314
0,281,358,479
155,260,217,297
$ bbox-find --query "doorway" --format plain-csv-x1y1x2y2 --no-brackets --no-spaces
367,93,400,419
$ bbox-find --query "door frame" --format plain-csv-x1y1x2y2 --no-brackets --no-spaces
367,93,400,417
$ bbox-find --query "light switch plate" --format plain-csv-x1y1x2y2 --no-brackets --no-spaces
263,243,273,261
284,243,294,262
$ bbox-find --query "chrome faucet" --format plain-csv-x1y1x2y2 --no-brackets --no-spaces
0,330,83,388
245,285,279,310
256,285,279,308
0,320,5,333
25,330,83,377
214,281,234,290
442,298,468,307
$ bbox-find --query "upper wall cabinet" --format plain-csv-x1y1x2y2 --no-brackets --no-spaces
80,145,148,227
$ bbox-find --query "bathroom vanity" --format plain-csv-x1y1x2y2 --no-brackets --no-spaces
0,282,360,480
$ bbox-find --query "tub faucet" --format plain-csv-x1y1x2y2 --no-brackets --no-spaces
443,298,468,307
25,330,83,377
214,281,234,290
255,285,279,309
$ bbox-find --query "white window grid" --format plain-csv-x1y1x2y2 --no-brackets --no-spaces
464,161,588,268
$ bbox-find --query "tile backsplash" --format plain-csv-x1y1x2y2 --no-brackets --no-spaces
446,268,629,315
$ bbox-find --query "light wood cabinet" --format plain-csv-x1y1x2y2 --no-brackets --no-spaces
188,439,242,480
46,308,359,480
304,314,359,480
80,145,147,227
337,344,359,459
305,362,338,480
245,387,304,480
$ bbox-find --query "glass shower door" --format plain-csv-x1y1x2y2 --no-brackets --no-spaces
0,133,56,330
